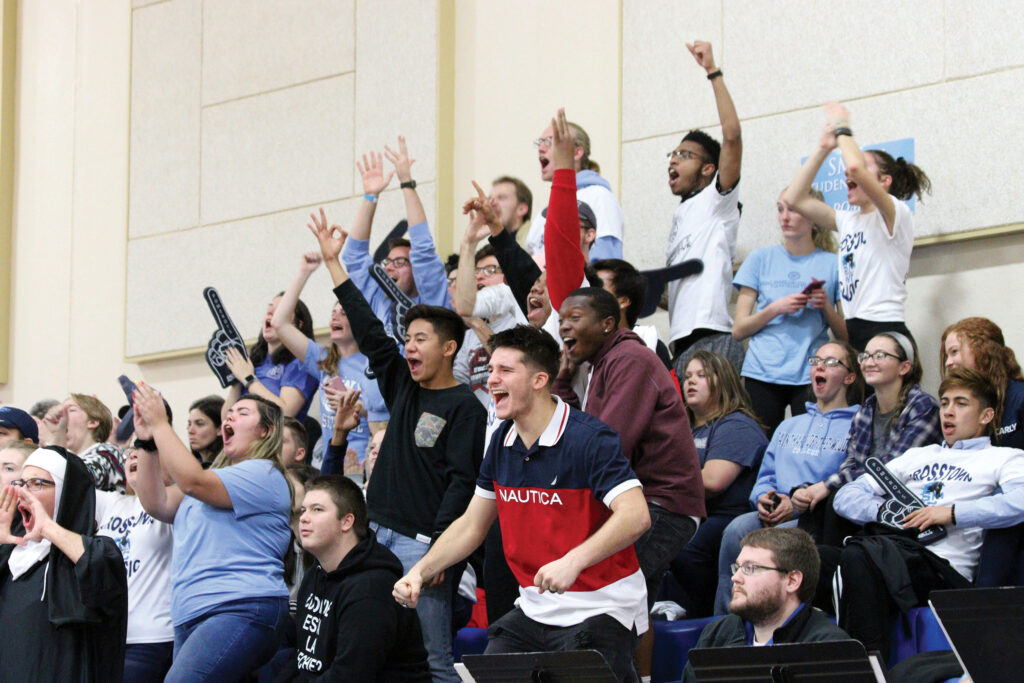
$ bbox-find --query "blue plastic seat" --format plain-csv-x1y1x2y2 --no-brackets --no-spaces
651,616,722,683
453,626,488,662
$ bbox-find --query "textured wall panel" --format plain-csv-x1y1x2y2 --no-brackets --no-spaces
202,0,355,104
200,75,354,225
945,1,1024,78
129,0,201,238
353,0,438,195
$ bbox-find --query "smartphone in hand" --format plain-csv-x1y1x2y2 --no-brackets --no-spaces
802,278,825,296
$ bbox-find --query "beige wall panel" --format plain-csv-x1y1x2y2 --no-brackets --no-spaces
451,0,621,249
202,0,355,105
129,0,201,238
622,0,722,142
2,0,77,404
354,0,437,196
945,1,1024,78
132,0,165,7
723,0,942,118
126,197,356,358
200,75,354,225
907,233,1024,396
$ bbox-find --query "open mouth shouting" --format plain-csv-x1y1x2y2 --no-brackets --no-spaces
527,295,547,324
407,355,424,378
222,423,236,448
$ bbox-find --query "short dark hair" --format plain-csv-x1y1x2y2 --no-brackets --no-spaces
681,129,721,168
29,399,59,420
282,417,307,446
488,325,560,384
741,527,819,604
591,258,646,328
562,287,620,327
475,243,497,265
286,462,318,486
405,305,468,356
305,475,368,541
387,237,411,252
493,175,533,222
444,253,459,275
940,368,999,437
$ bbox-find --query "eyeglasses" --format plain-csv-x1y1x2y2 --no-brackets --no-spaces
807,356,851,370
381,257,410,268
731,562,790,576
10,478,56,492
446,275,457,285
533,136,553,149
667,149,708,163
474,265,502,277
857,350,902,364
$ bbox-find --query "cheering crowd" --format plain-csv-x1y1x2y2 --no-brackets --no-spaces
1,41,1022,683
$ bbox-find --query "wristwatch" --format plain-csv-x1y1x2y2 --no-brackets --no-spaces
400,180,417,190
243,374,256,389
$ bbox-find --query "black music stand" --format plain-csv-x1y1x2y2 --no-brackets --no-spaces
929,586,1024,682
688,639,886,682
461,649,617,682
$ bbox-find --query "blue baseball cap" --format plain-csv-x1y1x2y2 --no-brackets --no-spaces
0,406,39,444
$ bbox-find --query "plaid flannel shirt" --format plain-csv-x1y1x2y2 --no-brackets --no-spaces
827,384,941,490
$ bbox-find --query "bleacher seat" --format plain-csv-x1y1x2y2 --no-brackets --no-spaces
651,616,721,683
453,627,488,662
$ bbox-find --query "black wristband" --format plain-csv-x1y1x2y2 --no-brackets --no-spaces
833,126,854,138
134,437,157,452
950,504,956,526
706,69,723,81
243,374,256,389
400,180,417,190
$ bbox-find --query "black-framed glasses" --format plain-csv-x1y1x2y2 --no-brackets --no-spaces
533,136,553,149
474,265,502,277
731,562,789,576
10,478,56,492
381,257,411,268
667,149,708,163
857,350,901,364
807,356,850,370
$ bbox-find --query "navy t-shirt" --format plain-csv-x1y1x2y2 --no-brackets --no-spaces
1000,379,1024,450
692,411,767,517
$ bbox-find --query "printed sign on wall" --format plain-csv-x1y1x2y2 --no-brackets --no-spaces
804,137,916,212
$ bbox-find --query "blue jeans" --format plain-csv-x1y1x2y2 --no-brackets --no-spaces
124,641,173,683
166,596,288,683
373,522,460,683
714,512,798,614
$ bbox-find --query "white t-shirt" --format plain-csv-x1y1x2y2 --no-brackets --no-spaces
525,183,625,255
868,441,1024,579
835,200,913,321
95,491,174,643
666,175,740,343
454,284,527,407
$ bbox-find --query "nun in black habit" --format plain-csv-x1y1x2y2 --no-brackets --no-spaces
0,446,128,682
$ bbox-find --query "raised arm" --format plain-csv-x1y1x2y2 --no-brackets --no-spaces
321,388,362,476
688,41,741,192
824,102,896,234
544,108,586,312
384,136,426,227
269,253,322,362
132,411,185,524
454,183,501,317
782,125,838,231
349,151,394,242
134,383,232,509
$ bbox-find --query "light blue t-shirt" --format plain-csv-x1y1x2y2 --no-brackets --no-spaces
170,459,291,625
733,245,839,385
301,338,388,464
251,356,320,420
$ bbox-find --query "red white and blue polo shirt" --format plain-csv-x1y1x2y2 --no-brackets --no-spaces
475,396,648,632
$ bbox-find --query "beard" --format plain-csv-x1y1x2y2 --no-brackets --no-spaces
730,585,786,625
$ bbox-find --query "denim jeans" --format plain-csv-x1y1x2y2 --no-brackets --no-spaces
373,522,461,683
124,641,174,683
714,512,798,614
166,596,288,683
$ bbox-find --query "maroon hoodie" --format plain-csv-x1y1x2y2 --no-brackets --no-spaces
553,328,705,518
